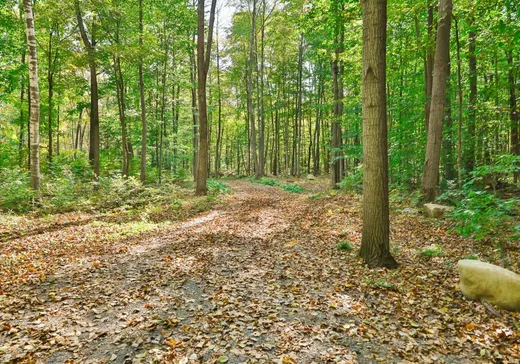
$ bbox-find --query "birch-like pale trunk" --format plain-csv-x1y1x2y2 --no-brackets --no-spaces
23,0,40,191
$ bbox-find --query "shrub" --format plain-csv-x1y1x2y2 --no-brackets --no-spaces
282,184,304,193
335,241,353,251
257,177,278,186
0,168,36,212
207,180,231,195
338,167,362,191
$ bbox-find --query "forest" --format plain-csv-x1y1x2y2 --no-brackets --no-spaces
0,0,520,362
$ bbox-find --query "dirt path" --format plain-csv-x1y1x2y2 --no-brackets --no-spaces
1,181,519,363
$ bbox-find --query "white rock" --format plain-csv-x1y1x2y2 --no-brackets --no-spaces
458,259,520,312
306,174,316,180
423,203,452,218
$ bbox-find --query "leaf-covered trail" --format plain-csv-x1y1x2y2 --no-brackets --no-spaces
1,180,519,363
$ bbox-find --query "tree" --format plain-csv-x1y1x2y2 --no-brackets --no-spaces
23,0,40,191
330,1,344,187
139,0,147,183
359,0,397,269
75,0,100,182
421,0,453,202
195,0,217,195
247,0,260,179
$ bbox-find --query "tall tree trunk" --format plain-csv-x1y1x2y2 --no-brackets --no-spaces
443,50,455,180
47,29,54,164
75,0,100,182
466,16,477,173
425,4,434,131
139,0,147,183
215,19,223,176
257,0,266,177
115,54,130,177
19,50,26,167
23,0,40,191
56,104,60,155
248,0,260,179
360,0,396,269
455,17,463,187
190,33,198,179
508,51,519,182
421,0,453,202
196,0,217,195
295,34,304,177
331,4,344,187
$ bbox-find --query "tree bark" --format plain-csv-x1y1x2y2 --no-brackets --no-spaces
360,0,396,269
19,50,26,167
139,0,147,183
421,0,453,202
23,0,40,191
75,0,100,182
466,16,477,173
196,0,217,195
331,3,344,187
508,51,519,181
455,17,463,187
425,4,434,131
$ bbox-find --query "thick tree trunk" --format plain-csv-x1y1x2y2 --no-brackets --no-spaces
23,0,40,191
195,0,217,195
421,0,452,202
360,0,396,269
139,0,147,183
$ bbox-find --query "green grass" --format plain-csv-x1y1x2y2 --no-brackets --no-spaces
418,244,443,257
335,241,354,251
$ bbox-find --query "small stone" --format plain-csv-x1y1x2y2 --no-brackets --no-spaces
423,203,452,218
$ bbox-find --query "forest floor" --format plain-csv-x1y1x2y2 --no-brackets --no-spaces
0,179,519,363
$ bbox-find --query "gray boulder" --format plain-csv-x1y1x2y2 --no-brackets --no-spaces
458,259,520,312
423,203,452,218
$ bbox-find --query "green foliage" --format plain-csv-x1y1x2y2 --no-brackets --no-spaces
0,168,36,212
418,244,443,257
338,169,362,191
257,177,278,186
445,188,519,242
335,241,353,251
468,154,520,193
364,278,397,291
206,180,231,195
282,184,304,193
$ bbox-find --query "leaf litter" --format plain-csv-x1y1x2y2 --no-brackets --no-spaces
0,179,518,363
